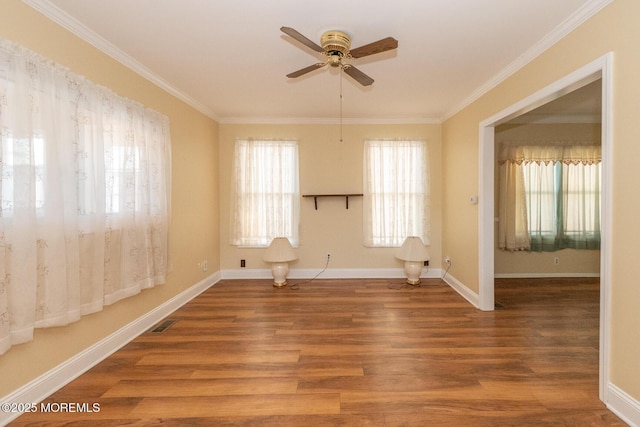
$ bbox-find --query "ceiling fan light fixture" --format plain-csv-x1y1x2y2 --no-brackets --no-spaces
328,54,342,67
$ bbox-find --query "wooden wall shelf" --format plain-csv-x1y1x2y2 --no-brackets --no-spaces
302,193,363,210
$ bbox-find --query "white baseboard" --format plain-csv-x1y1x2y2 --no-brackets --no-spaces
495,272,601,278
221,267,444,280
0,272,221,426
442,272,480,308
607,382,640,426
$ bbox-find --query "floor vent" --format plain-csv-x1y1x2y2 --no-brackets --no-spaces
149,319,178,333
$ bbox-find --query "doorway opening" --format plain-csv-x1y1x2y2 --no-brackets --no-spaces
477,53,612,401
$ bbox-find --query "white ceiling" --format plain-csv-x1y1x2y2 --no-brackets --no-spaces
28,0,608,123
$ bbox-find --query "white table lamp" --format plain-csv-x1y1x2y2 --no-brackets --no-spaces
263,237,297,287
396,236,430,285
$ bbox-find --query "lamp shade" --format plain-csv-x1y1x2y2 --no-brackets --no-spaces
396,236,430,262
263,237,297,262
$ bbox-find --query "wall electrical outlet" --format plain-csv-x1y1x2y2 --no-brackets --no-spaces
240,259,246,268
445,256,451,264
554,257,560,265
198,260,208,272
327,253,331,260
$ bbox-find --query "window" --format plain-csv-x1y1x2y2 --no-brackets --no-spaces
523,161,600,251
363,140,430,247
0,136,45,215
497,142,601,252
232,139,299,247
0,37,171,355
0,135,142,217
105,144,141,214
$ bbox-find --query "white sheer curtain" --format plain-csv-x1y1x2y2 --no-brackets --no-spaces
0,38,171,355
231,139,299,247
363,140,430,247
497,160,530,251
498,141,600,252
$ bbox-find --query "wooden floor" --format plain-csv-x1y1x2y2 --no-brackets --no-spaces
11,277,625,426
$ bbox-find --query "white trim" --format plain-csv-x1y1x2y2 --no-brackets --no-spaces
443,0,614,121
22,0,220,121
607,383,640,427
598,51,614,404
478,52,613,404
221,268,273,280
478,125,496,311
22,0,438,126
222,267,444,280
23,0,614,125
219,117,441,125
0,272,221,426
495,273,600,279
442,273,480,309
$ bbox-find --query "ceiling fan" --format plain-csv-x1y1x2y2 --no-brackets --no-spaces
280,26,398,86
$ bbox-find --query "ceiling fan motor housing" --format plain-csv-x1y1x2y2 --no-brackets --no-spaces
321,30,351,62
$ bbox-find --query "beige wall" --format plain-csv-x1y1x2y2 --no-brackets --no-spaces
494,123,601,276
219,123,442,272
442,0,640,400
495,249,600,276
0,1,219,396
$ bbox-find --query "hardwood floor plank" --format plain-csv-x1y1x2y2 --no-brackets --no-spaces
189,358,365,379
135,349,300,365
129,394,341,418
102,378,299,398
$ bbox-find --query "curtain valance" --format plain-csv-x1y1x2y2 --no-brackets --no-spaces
498,142,601,166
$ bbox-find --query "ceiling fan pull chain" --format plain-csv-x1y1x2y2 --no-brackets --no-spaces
340,66,343,142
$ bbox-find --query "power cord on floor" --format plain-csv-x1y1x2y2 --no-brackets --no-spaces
288,254,330,290
440,259,451,285
388,269,429,290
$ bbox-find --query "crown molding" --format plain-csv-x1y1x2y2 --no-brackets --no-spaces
219,116,441,125
23,0,613,126
22,0,220,122
24,0,432,126
442,0,615,122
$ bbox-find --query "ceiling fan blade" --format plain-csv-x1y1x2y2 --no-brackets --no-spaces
349,37,398,59
343,65,374,86
280,26,324,53
286,63,326,78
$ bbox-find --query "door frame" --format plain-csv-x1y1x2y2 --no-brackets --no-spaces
477,52,613,401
